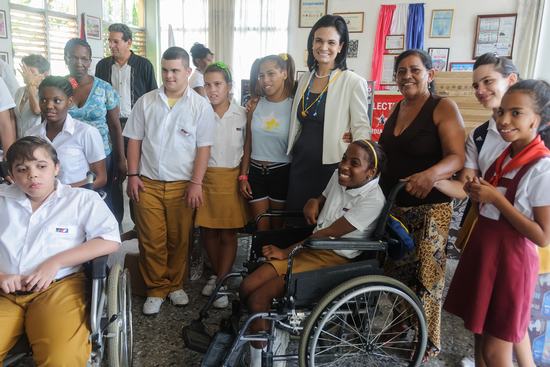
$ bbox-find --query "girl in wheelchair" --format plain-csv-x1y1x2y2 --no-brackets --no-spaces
239,139,386,365
0,136,120,366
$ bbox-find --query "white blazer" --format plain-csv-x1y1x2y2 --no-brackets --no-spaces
287,69,371,164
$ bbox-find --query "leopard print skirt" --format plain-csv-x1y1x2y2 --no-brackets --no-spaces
384,202,453,356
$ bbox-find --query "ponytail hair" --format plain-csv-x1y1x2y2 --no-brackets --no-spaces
506,79,550,148
259,53,295,98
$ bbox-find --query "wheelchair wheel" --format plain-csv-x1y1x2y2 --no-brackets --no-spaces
107,263,134,367
299,275,427,367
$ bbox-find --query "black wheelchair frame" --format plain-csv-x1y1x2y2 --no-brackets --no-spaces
183,182,428,367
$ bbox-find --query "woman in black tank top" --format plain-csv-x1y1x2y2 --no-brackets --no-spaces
379,49,465,360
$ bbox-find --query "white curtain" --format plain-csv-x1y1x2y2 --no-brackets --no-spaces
159,0,208,55
232,0,290,101
513,0,545,78
390,3,408,36
209,0,235,66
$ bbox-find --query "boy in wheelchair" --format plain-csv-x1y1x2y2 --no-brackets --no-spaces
0,136,120,366
239,139,386,365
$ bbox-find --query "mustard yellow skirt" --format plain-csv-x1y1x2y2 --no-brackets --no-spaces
268,249,349,277
195,167,249,229
539,246,550,274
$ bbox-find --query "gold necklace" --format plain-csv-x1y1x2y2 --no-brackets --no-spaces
300,70,341,118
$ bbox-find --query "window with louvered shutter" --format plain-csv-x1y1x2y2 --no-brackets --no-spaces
102,0,147,58
103,26,147,58
9,1,78,77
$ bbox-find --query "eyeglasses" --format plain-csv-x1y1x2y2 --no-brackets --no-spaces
66,56,91,64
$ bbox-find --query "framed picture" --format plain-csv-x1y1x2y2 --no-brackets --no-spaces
381,53,397,85
449,62,475,72
385,34,404,51
299,0,328,28
333,12,364,33
348,39,358,58
0,52,8,64
430,9,454,38
0,10,8,39
473,14,517,58
428,48,450,71
85,14,101,40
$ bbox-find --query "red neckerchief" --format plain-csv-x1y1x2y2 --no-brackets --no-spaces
489,135,550,186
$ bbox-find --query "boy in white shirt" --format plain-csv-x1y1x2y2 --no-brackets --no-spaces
123,46,216,315
0,136,120,365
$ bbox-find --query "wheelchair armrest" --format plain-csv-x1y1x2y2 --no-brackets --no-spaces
90,255,109,279
303,237,388,252
244,210,306,233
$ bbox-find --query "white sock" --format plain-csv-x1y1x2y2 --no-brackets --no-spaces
249,345,263,367
273,328,289,367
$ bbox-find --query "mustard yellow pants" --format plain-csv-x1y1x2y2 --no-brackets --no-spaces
0,272,90,366
134,177,193,297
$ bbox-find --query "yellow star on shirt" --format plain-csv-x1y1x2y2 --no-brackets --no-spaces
264,118,280,131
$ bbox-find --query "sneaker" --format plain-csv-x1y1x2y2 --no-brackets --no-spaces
272,327,289,367
143,297,164,315
212,286,229,309
202,275,218,296
168,289,189,306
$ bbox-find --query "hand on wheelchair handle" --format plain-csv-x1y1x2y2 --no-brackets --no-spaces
0,273,24,294
401,170,436,199
262,245,287,260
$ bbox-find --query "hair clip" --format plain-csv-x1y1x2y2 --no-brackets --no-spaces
279,53,288,61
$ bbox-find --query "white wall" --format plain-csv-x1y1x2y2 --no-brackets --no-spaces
288,0,518,79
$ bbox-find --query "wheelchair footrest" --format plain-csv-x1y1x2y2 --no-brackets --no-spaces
200,331,235,367
182,320,212,354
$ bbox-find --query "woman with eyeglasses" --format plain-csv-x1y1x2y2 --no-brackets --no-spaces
64,38,126,222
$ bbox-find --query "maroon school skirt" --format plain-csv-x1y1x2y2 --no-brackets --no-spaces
443,215,539,343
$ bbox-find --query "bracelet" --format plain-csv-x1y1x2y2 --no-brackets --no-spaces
127,173,140,177
190,179,202,185
238,175,248,182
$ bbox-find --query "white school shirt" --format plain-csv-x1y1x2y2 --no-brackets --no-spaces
14,86,41,138
0,78,16,112
315,170,386,259
111,63,132,118
479,157,550,221
123,86,216,181
189,69,204,89
26,115,106,185
464,117,509,174
0,182,120,280
209,100,246,168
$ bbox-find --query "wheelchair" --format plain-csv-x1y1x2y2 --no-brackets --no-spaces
183,182,428,366
2,174,133,367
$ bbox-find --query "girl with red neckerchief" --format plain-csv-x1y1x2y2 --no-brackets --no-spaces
444,79,550,367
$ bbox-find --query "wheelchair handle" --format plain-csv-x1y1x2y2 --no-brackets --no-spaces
373,181,407,239
254,210,304,222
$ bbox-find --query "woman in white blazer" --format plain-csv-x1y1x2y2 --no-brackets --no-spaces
286,14,371,213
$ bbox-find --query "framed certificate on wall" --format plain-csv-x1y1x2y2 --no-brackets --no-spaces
299,0,328,28
473,14,517,58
